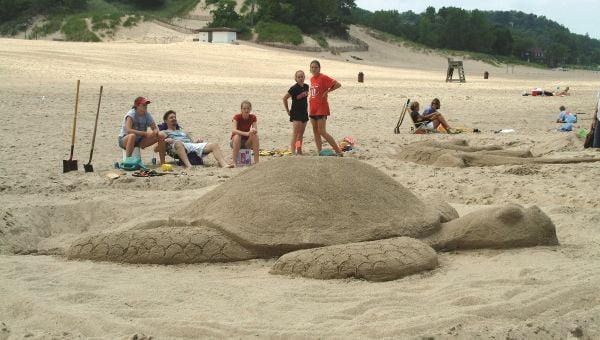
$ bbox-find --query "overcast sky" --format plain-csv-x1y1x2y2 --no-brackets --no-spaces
354,0,600,40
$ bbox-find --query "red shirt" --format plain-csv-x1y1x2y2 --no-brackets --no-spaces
231,113,257,139
309,73,337,116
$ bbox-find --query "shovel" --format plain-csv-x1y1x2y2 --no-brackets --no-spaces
63,80,80,173
84,85,103,173
394,98,410,134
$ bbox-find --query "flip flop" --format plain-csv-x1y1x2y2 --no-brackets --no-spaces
146,170,167,177
132,170,149,177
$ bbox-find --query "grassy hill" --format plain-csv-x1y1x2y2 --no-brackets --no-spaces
1,0,201,41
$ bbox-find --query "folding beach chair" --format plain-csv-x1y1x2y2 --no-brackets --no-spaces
409,113,437,134
156,122,203,166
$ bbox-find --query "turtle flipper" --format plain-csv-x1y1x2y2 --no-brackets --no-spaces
67,225,257,264
270,237,438,282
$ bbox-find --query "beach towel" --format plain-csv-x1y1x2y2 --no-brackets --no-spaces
120,156,148,171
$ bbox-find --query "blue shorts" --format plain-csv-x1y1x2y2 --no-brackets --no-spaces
118,135,143,149
310,115,328,121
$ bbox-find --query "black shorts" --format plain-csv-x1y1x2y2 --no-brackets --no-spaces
310,115,328,121
290,111,309,123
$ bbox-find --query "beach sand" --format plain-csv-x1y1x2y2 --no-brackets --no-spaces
1,25,600,339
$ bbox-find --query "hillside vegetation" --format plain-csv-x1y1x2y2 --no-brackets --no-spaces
2,0,598,68
0,0,199,41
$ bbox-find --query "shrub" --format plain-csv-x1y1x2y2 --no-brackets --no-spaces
91,13,121,30
122,15,140,27
30,17,64,37
62,17,101,42
255,21,303,45
310,34,328,48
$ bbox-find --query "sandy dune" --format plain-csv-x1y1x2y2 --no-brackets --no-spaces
1,25,600,339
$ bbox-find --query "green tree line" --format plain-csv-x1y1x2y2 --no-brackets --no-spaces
351,6,600,67
204,0,355,39
2,0,598,67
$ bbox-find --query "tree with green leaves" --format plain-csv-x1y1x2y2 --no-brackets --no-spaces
207,0,239,27
491,26,513,56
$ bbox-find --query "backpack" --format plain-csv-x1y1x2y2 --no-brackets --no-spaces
120,156,149,171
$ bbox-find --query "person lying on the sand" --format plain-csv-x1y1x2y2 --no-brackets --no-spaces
410,101,453,133
420,99,456,133
524,87,569,97
555,86,570,96
161,110,232,169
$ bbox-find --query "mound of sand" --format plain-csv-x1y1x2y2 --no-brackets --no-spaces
180,157,442,249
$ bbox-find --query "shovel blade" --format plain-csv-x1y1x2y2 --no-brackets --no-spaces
84,163,94,173
63,159,78,173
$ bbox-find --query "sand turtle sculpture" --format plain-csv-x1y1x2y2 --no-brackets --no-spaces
68,157,559,281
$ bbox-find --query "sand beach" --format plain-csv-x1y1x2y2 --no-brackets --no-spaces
1,24,600,339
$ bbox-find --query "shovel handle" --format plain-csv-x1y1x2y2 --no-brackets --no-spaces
70,80,80,148
88,85,103,163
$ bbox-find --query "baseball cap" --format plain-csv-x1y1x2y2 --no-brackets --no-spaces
134,96,151,106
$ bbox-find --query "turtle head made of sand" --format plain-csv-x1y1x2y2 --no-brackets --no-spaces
68,157,558,282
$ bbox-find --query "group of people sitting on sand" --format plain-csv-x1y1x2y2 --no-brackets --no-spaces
117,59,344,169
118,96,258,169
409,98,457,134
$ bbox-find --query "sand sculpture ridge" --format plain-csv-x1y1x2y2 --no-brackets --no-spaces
398,139,600,167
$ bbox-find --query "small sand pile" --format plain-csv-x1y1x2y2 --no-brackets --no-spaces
530,133,585,156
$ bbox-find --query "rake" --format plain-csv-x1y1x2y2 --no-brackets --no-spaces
394,98,411,134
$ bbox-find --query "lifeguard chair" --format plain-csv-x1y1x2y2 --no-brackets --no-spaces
446,58,466,83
